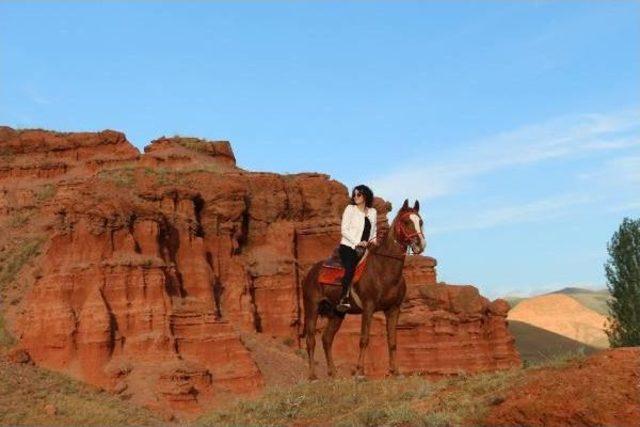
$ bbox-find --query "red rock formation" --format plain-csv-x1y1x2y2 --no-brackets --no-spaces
0,126,520,419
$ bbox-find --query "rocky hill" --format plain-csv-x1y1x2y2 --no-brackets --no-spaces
504,287,612,361
0,127,519,419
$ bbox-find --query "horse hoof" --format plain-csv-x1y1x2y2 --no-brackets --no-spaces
308,375,318,382
354,374,367,382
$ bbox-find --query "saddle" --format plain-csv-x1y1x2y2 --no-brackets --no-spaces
318,246,369,286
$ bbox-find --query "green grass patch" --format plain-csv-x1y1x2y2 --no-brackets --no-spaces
97,166,136,188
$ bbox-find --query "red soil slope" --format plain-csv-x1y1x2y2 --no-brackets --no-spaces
484,347,640,427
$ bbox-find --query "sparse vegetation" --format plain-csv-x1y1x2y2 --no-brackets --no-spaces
525,347,587,369
143,166,181,185
0,146,15,163
0,236,45,292
0,314,15,348
0,236,46,349
282,337,295,347
35,183,56,202
195,350,590,426
604,217,640,347
7,210,32,228
173,137,212,155
97,165,136,188
183,164,224,174
195,376,435,426
0,358,162,425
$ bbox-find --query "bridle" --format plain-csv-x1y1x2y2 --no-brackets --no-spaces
371,209,425,261
394,210,424,249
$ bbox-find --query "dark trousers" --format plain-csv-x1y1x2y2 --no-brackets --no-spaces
339,244,358,298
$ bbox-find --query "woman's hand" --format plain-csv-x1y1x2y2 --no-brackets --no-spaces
356,241,367,248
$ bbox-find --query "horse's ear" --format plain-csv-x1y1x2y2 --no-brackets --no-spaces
401,199,409,211
413,200,420,212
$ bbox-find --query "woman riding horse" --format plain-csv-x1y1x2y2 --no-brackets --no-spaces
336,184,378,312
303,198,426,380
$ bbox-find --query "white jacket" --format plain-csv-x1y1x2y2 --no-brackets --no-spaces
340,204,377,249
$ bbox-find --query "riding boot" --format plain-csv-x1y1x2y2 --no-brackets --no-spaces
336,283,351,312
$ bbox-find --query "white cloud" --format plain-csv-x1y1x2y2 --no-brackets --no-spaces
370,108,640,229
371,108,640,203
428,192,598,235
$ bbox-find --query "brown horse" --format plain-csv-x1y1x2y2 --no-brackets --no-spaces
302,199,426,380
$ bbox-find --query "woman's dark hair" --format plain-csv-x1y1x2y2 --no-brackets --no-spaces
350,184,374,208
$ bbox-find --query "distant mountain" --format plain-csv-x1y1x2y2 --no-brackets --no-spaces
550,286,607,295
507,320,600,363
502,286,613,362
550,287,611,316
505,287,610,316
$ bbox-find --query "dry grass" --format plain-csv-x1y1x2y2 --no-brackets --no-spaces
173,137,212,155
7,210,32,228
195,350,588,427
0,357,163,425
0,315,14,348
35,183,56,202
143,166,182,185
96,165,136,187
0,236,45,293
0,236,46,350
195,376,438,426
182,164,226,174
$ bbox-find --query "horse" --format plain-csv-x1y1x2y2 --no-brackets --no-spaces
302,199,426,380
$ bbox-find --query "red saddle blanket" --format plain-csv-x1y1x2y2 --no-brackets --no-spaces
318,247,369,286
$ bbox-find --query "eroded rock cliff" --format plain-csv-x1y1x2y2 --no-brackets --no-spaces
0,127,519,418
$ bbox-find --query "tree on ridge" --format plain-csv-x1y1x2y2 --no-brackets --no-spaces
604,217,640,347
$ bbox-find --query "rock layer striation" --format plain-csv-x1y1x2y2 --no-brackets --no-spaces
0,127,520,417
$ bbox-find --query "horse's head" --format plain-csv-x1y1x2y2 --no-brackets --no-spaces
393,199,426,255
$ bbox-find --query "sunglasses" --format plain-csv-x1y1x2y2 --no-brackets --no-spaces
353,192,363,198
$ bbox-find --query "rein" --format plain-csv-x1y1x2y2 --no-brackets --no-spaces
370,210,424,261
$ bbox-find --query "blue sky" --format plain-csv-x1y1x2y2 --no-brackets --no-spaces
1,1,639,298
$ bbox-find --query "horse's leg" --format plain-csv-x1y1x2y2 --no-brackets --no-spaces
385,305,401,376
322,315,344,377
304,303,319,381
355,302,375,377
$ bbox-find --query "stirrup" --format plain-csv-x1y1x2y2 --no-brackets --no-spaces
336,297,351,313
